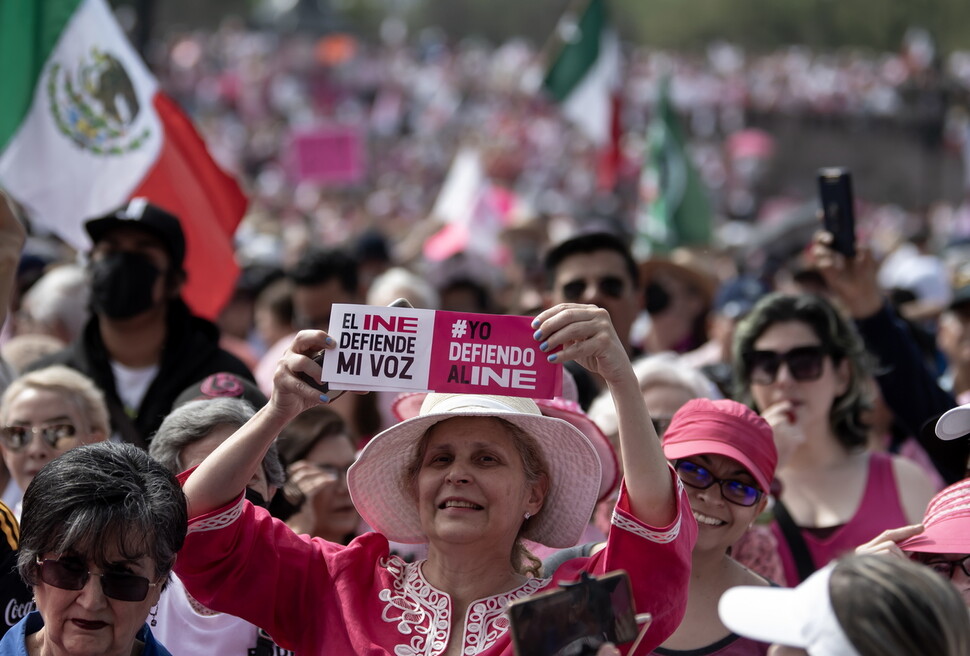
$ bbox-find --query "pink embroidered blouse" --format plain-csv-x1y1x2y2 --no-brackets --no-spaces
175,474,695,655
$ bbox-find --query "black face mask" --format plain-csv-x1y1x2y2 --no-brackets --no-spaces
245,487,268,509
89,252,161,319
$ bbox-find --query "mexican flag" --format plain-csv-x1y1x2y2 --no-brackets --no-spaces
0,0,247,320
634,76,712,258
542,0,621,150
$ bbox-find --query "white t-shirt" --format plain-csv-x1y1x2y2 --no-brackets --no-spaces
109,361,159,415
153,574,291,655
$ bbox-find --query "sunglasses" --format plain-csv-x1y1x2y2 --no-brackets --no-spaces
675,460,764,507
745,345,828,385
560,276,627,302
0,424,78,451
924,555,970,580
35,557,160,602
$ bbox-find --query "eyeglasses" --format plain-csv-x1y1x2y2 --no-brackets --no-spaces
674,460,764,507
744,345,828,385
560,276,627,302
0,424,78,451
35,557,160,602
923,555,970,580
313,463,352,481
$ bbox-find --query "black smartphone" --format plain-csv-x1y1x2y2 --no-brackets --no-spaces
817,167,856,258
507,571,645,656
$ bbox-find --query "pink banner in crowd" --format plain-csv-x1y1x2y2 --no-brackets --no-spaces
322,304,562,399
285,125,365,185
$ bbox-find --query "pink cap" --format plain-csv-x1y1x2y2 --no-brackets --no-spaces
662,398,777,494
899,478,970,554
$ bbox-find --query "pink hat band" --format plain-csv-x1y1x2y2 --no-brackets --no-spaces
900,479,970,554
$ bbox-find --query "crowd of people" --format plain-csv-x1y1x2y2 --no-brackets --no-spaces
1,16,970,656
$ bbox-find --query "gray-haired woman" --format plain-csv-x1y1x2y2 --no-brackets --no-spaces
148,397,290,656
149,398,285,510
4,441,186,656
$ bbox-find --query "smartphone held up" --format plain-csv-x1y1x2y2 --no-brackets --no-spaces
507,571,649,656
817,167,857,258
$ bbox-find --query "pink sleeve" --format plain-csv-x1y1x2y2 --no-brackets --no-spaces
552,467,697,654
174,472,391,653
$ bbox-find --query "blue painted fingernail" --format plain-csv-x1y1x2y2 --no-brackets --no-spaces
531,318,540,328
325,337,335,346
547,353,558,363
320,394,330,403
533,329,542,340
539,341,549,352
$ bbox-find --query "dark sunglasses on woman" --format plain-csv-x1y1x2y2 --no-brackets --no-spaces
35,556,161,602
744,345,828,385
674,460,764,507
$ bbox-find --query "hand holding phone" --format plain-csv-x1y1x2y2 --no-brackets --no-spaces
507,571,648,656
817,167,856,258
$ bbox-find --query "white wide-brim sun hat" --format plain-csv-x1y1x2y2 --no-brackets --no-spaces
347,393,602,548
718,562,862,656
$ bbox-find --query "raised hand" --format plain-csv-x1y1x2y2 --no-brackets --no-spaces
531,303,631,388
809,230,883,319
269,330,337,421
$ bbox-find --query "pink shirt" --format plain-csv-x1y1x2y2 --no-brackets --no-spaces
175,474,696,656
772,452,909,585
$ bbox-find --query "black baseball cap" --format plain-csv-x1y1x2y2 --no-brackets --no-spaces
85,198,186,270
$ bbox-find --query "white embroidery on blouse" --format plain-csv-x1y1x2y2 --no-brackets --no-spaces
610,477,685,544
186,497,244,534
378,557,547,655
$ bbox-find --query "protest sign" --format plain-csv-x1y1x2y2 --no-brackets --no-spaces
322,304,562,399
285,125,365,185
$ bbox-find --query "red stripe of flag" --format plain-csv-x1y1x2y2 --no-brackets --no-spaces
132,94,247,320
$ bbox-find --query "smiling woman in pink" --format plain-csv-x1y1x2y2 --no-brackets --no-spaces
733,293,937,585
175,303,696,655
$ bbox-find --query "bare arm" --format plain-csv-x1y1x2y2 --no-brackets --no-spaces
532,304,676,526
0,192,26,332
183,330,334,517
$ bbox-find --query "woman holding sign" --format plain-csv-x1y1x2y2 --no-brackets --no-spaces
173,304,695,655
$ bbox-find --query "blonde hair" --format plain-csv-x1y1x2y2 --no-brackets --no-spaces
1,366,110,437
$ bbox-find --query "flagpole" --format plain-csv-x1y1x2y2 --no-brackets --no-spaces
134,0,156,58
537,0,594,71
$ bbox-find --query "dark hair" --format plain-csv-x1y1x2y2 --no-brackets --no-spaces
149,398,285,490
732,292,872,449
439,277,494,314
542,232,639,290
276,406,354,465
18,442,187,583
830,555,970,656
288,248,358,295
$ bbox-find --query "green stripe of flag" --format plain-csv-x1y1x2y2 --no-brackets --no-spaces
0,0,84,151
542,0,606,102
